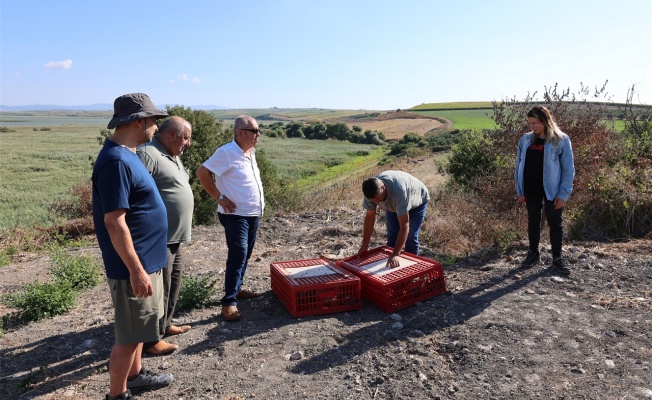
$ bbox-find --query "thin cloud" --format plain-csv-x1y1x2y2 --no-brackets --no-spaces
44,59,73,70
172,73,202,84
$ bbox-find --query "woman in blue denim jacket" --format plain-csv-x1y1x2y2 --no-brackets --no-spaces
515,106,575,275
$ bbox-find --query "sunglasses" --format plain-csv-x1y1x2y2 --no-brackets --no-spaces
241,128,260,134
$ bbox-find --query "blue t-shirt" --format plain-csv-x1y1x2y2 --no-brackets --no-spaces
92,140,168,280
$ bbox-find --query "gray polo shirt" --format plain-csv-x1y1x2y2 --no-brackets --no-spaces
362,171,429,216
137,137,194,244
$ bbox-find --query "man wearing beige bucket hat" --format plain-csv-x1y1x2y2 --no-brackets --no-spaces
93,93,174,400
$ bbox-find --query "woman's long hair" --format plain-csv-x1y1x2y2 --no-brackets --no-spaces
527,106,564,147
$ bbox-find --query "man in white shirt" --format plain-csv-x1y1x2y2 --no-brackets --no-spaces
196,115,265,321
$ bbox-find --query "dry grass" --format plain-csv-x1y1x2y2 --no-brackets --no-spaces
422,187,523,256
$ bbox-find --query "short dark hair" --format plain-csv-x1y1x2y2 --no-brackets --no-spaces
362,177,383,199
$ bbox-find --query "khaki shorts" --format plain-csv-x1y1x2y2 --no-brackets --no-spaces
108,269,164,344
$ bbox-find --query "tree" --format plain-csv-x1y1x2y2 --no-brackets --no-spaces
284,122,305,138
325,122,351,141
364,130,383,145
304,122,327,140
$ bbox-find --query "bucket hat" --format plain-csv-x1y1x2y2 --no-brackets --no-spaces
107,93,168,129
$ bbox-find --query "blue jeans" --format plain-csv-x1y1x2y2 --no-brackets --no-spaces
218,213,259,307
385,201,428,255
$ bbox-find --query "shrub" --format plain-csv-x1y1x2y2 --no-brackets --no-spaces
0,126,16,132
0,245,17,267
49,249,102,291
4,279,77,322
445,130,504,187
569,161,652,240
617,85,652,163
427,130,463,151
177,274,218,311
422,186,523,256
49,182,92,220
284,122,304,138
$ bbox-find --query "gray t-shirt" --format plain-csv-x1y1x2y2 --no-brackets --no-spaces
137,137,194,244
362,171,429,216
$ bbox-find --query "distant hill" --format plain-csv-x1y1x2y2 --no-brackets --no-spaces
0,103,113,111
0,103,227,111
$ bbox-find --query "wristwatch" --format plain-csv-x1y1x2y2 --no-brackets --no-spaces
218,194,225,201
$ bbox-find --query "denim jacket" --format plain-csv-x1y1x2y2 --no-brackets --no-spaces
515,132,575,201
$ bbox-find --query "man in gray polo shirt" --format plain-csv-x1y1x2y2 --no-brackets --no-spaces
358,170,430,268
137,116,194,355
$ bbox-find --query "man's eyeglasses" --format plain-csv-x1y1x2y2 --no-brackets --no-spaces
241,128,260,134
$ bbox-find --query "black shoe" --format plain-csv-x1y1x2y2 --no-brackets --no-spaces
552,258,571,276
521,250,540,268
106,390,132,400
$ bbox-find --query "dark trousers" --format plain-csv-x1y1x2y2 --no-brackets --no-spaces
218,213,259,307
144,242,184,347
525,192,564,258
385,201,428,255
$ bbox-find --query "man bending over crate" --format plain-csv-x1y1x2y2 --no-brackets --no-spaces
358,170,430,268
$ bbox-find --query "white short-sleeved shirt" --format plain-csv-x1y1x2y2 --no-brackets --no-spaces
202,140,265,217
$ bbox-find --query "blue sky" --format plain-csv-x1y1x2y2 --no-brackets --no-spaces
1,0,650,109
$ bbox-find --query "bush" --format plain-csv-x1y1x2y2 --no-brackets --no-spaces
421,186,523,256
2,250,102,322
49,249,102,291
177,274,218,311
49,182,92,220
4,280,77,322
445,130,504,187
617,85,652,163
570,161,652,240
427,130,463,151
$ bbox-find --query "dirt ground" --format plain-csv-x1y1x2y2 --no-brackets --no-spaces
1,159,651,399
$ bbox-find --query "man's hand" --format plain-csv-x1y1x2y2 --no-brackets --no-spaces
553,197,566,209
518,195,526,203
130,269,153,298
218,196,237,214
387,255,400,269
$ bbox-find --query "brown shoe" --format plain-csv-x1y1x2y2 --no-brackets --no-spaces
144,340,178,356
221,306,242,321
236,289,260,300
164,325,191,337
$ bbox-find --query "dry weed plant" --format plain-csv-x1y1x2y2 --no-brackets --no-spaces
423,187,523,256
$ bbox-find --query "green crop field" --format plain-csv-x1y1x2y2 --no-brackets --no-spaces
211,108,381,124
0,125,101,230
0,112,111,127
410,102,493,110
258,136,385,186
0,123,386,231
414,109,496,131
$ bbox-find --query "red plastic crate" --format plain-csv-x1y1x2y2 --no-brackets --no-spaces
271,258,361,318
336,246,447,313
